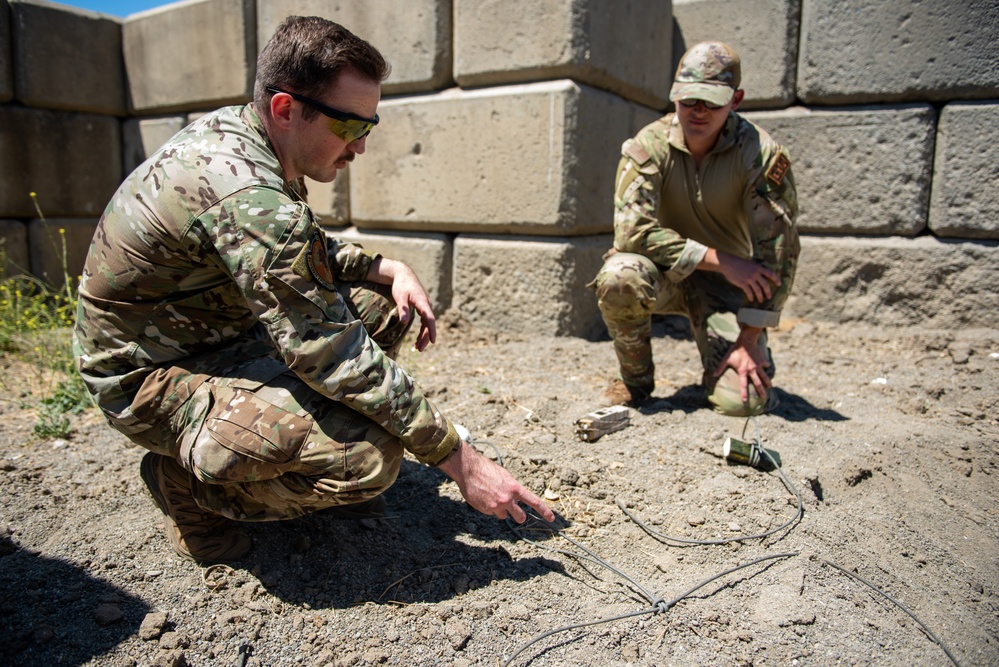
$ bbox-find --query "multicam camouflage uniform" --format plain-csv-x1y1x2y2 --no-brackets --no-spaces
592,111,799,416
74,105,459,521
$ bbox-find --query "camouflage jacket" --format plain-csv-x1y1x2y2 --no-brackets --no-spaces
73,105,458,466
613,111,799,328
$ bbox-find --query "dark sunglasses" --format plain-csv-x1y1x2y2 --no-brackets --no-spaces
266,86,379,142
677,98,725,110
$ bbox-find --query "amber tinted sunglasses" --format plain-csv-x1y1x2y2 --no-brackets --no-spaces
267,86,379,142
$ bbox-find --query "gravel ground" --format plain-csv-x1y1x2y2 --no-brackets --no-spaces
1,315,997,667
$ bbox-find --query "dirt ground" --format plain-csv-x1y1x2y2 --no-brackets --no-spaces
1,315,997,667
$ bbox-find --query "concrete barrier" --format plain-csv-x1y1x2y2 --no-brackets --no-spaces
452,233,610,337
10,0,125,115
351,80,660,235
257,0,453,95
122,115,187,174
333,226,453,312
671,0,800,110
27,217,98,289
306,173,351,228
0,219,28,278
0,106,121,218
746,105,935,235
454,0,672,110
1,0,12,103
798,0,999,105
123,0,255,114
929,101,999,240
785,235,999,328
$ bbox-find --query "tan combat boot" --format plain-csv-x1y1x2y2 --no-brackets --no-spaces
602,379,652,408
140,453,251,563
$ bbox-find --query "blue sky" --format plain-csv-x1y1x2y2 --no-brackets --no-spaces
55,0,177,18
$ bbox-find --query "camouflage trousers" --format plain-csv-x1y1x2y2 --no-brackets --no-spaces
121,280,411,521
592,252,775,416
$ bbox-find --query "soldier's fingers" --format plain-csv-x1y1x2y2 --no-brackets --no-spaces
520,490,555,523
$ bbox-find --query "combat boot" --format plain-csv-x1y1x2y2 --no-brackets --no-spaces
322,495,387,520
140,453,251,563
602,379,653,408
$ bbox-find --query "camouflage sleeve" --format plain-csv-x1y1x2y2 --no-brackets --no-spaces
612,128,708,281
738,144,800,328
205,188,459,466
328,237,380,283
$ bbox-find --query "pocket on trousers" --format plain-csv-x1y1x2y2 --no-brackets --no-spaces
204,386,312,467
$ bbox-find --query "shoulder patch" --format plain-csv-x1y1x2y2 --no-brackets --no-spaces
292,230,337,291
766,153,791,187
624,141,651,165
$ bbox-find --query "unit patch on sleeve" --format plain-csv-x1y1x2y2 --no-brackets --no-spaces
624,141,651,165
292,229,337,291
766,153,791,187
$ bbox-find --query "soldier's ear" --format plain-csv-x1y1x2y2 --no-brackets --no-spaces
269,92,295,128
730,89,745,111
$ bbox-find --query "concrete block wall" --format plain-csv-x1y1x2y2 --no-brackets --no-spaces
1,0,997,330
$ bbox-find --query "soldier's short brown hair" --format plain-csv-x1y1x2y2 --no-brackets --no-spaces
254,16,390,121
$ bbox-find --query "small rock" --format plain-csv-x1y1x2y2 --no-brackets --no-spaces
728,522,741,532
445,616,472,650
93,603,124,626
159,631,188,650
687,514,706,526
139,611,169,640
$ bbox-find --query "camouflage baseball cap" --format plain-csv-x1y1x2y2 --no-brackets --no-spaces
669,41,741,107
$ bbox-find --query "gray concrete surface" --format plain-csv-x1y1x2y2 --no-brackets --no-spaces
351,80,660,235
454,0,672,110
305,173,350,228
10,0,125,115
333,226,453,313
1,0,12,103
452,234,610,338
798,0,999,105
27,217,97,289
747,105,935,236
929,101,999,240
785,235,999,328
122,115,187,174
257,0,453,95
123,0,255,113
672,0,800,110
0,219,28,278
0,106,120,218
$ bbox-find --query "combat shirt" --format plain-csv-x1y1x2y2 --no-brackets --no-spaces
74,105,459,466
613,111,799,328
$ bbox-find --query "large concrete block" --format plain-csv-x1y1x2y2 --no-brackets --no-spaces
0,106,121,218
746,105,935,235
257,0,452,95
1,1,12,103
305,173,350,228
452,234,610,338
929,101,999,240
351,80,660,236
27,217,98,289
122,115,187,174
124,0,255,114
454,0,672,109
333,226,452,312
10,0,125,115
785,235,999,328
0,219,29,277
798,0,999,105
672,0,800,110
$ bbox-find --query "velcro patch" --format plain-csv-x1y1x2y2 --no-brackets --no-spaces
292,230,337,291
624,141,651,165
766,153,791,187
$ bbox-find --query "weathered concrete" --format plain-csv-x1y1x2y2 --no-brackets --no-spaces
1,1,12,103
929,101,999,240
27,217,98,289
452,234,610,338
351,80,660,235
454,0,672,110
798,0,999,105
785,235,999,328
0,219,29,278
746,105,935,236
10,0,125,115
123,0,255,114
305,173,350,228
257,0,453,95
671,0,800,110
333,226,453,312
0,106,121,218
122,115,187,174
